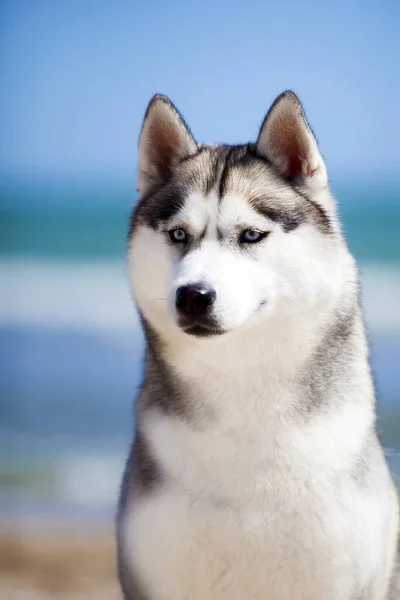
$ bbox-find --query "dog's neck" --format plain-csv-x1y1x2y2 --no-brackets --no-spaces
143,299,373,420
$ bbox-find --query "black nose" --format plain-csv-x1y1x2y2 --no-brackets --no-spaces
175,284,216,317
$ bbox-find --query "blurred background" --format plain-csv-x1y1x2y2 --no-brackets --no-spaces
0,1,399,597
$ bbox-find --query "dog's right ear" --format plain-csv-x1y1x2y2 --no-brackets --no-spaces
256,91,327,191
137,95,197,196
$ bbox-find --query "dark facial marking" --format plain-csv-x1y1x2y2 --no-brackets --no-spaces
204,146,229,195
252,204,304,233
218,144,244,199
130,180,187,236
294,187,332,235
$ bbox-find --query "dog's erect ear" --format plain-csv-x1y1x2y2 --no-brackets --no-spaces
137,95,197,196
256,91,327,190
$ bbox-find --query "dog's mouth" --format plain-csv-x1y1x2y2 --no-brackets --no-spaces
177,314,226,338
182,323,226,338
177,300,267,338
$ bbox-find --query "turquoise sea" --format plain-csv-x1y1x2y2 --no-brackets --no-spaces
0,176,399,520
1,177,400,261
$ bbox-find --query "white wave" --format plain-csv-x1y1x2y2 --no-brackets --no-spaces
0,259,399,334
359,265,400,334
56,451,125,508
0,258,140,333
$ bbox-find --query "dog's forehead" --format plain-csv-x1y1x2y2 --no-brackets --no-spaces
176,145,226,193
174,147,304,230
178,145,284,200
221,159,296,205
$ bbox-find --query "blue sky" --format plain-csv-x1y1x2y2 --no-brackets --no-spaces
0,0,399,179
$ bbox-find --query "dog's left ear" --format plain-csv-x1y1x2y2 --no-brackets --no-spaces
256,91,327,190
137,95,197,196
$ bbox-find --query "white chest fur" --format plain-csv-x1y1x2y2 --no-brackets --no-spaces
122,393,393,600
125,486,388,600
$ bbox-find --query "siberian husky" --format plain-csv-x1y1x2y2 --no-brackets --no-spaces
117,91,399,599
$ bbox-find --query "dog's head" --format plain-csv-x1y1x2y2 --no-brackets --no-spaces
129,92,351,341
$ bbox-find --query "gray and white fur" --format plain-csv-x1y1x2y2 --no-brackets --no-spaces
117,91,399,599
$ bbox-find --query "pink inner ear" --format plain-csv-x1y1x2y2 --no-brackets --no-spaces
281,117,309,181
267,110,317,182
286,149,317,181
287,152,303,181
149,118,182,179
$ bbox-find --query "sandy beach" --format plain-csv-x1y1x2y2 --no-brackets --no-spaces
2,523,399,599
0,522,121,599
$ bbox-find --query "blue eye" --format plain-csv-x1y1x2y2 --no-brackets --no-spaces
169,228,188,243
240,230,267,244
